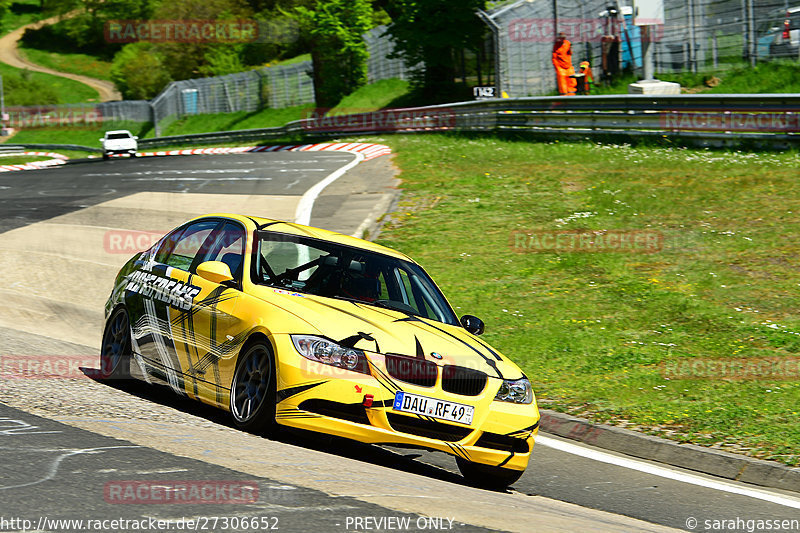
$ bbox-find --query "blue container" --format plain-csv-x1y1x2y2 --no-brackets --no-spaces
182,89,199,115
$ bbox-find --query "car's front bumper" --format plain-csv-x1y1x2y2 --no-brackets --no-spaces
271,334,539,471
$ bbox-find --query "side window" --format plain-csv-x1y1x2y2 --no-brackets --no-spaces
162,220,219,272
200,222,246,281
377,271,390,300
153,228,185,264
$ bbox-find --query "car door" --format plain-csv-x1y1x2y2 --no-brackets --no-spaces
169,221,250,408
126,219,219,395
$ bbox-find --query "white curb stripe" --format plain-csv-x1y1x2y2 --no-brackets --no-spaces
0,143,390,173
537,435,800,510
294,151,366,226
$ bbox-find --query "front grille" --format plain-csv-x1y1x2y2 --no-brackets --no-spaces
441,365,487,396
385,354,437,387
386,413,472,441
299,399,370,425
475,432,530,454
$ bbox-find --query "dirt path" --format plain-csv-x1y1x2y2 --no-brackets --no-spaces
0,13,121,102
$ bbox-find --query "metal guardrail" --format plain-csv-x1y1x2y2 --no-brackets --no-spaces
11,94,800,153
0,143,102,153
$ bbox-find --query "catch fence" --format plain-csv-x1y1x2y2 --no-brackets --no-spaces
484,0,799,97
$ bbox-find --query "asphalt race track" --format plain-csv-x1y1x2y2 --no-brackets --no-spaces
1,152,799,533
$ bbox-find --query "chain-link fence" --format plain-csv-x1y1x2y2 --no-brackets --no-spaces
364,25,416,82
484,0,799,97
149,61,314,135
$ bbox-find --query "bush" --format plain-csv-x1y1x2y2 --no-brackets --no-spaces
110,43,172,100
3,71,59,105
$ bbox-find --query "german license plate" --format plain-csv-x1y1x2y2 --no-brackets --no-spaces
392,392,474,425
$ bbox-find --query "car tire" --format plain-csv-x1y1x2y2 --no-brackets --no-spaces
230,340,277,434
100,307,132,380
455,457,525,489
103,153,109,160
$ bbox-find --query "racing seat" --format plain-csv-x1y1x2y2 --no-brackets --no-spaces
220,252,243,281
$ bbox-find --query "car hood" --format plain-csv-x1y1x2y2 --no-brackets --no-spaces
250,286,522,380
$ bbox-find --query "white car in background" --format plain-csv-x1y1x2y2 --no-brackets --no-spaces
100,130,138,160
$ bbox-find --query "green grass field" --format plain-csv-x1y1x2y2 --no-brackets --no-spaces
9,121,150,147
158,106,314,137
375,134,800,466
18,45,113,81
0,62,100,105
330,79,411,114
0,155,54,164
590,61,800,95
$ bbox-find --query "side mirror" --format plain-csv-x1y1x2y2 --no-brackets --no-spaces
98,138,104,142
196,261,234,285
133,136,139,140
460,315,485,335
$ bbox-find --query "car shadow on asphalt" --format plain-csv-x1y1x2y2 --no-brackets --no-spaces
83,369,512,493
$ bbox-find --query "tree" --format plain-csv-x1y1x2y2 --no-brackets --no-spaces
111,42,172,99
153,0,254,80
295,0,371,108
44,0,156,50
385,0,486,102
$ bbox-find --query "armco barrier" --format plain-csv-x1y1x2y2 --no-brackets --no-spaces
11,94,800,152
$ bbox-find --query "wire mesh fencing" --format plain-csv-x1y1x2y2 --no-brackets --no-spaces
364,25,416,83
484,0,799,98
149,61,315,135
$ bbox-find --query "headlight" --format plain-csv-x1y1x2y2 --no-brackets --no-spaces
494,377,533,404
291,335,370,375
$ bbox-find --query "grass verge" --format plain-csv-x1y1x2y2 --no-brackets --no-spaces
0,62,100,104
0,155,54,164
18,45,113,80
157,106,314,137
589,60,800,95
375,134,800,466
330,79,411,114
8,121,150,147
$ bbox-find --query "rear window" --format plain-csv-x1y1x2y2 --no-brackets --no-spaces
107,133,132,139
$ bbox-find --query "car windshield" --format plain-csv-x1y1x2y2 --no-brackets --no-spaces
255,231,459,326
107,133,132,139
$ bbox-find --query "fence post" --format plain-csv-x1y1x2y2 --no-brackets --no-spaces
476,10,502,98
688,0,697,73
748,0,756,67
712,32,718,69
151,101,159,137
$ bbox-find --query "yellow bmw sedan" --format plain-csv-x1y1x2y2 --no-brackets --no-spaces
102,213,539,487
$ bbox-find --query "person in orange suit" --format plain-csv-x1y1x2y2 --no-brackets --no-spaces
578,60,594,94
552,32,577,96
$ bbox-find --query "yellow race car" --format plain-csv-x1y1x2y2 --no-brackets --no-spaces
102,213,539,487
